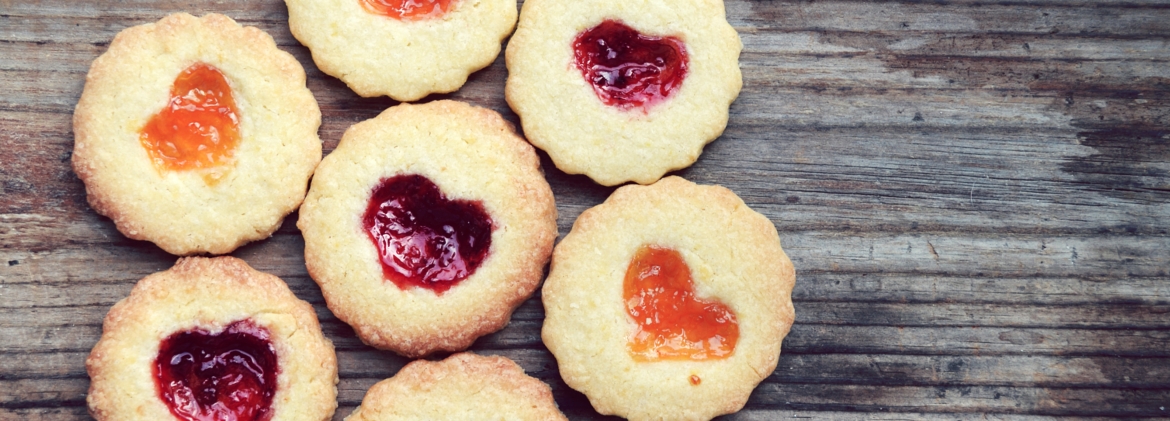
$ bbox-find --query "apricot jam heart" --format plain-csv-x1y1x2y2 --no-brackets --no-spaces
572,19,688,111
139,63,240,181
363,174,493,294
624,245,738,361
154,320,278,421
360,0,456,20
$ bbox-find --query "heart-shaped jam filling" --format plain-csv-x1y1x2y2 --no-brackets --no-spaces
154,320,278,421
363,174,493,294
572,19,689,111
624,245,738,361
360,0,457,20
139,62,240,183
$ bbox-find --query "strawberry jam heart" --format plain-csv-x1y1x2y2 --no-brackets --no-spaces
139,62,240,182
154,320,278,421
624,245,738,361
572,19,689,111
360,0,457,20
363,174,493,294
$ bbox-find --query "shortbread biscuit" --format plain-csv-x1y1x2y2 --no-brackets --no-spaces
345,353,568,421
505,0,742,186
298,100,557,357
541,176,795,421
86,256,338,421
286,0,517,101
72,13,322,256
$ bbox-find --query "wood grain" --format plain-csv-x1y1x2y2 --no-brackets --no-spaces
2,0,1168,420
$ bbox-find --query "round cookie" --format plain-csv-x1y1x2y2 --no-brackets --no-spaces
298,100,557,357
505,0,742,186
541,176,795,421
86,256,338,421
286,0,518,101
73,13,322,256
345,353,568,420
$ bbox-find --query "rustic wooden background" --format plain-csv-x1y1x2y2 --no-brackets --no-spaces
2,0,1169,419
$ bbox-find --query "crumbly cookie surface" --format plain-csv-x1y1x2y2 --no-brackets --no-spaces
345,353,567,421
541,176,795,421
286,0,517,101
505,0,742,186
86,256,339,421
298,100,557,357
72,13,322,256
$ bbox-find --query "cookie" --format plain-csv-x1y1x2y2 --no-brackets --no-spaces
541,176,795,420
286,0,518,101
72,13,322,256
505,0,742,186
86,256,338,421
345,352,568,420
298,100,557,357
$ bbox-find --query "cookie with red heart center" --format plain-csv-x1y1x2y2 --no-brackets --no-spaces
505,0,742,186
298,100,557,357
541,176,795,421
86,256,338,421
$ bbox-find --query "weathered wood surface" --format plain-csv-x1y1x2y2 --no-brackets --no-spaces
2,0,1169,419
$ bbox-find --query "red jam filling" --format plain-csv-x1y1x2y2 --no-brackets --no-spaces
154,320,278,421
363,174,493,294
360,0,457,20
140,63,240,181
624,245,738,361
572,19,689,111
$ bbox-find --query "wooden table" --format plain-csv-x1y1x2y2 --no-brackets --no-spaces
3,1,1168,419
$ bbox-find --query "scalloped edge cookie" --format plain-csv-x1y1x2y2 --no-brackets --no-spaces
298,100,557,357
86,256,338,421
345,353,568,420
72,13,322,256
541,176,794,421
505,0,742,186
286,0,517,101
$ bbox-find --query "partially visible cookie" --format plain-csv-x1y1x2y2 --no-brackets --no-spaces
86,256,338,421
73,13,322,256
541,176,795,421
286,0,517,101
298,100,557,357
505,0,742,186
345,353,568,421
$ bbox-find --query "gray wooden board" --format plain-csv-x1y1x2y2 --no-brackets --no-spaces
1,0,1168,419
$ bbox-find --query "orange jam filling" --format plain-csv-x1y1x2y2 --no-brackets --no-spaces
624,245,739,361
139,63,239,181
360,0,456,20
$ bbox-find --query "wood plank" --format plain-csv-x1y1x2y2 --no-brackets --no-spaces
5,319,1169,357
5,233,1169,285
5,349,1169,392
747,384,1170,417
6,300,1170,332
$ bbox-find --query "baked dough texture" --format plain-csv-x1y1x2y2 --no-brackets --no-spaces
298,100,557,357
505,0,742,186
86,256,339,421
72,13,322,256
286,0,517,101
541,176,795,421
345,352,568,421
